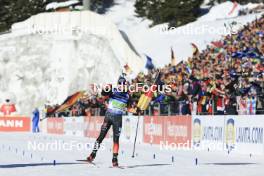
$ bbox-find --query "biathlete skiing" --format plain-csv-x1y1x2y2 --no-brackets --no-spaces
86,76,131,167
86,71,161,167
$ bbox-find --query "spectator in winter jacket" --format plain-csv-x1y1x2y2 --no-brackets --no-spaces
32,108,40,133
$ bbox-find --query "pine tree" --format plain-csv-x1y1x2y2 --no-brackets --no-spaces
90,0,114,14
135,0,204,27
0,0,49,32
0,0,115,32
135,0,149,18
0,0,12,32
135,0,264,27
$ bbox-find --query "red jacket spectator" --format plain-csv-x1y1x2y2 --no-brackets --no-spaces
0,99,16,116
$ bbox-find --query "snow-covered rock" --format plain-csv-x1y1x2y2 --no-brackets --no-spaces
0,11,143,115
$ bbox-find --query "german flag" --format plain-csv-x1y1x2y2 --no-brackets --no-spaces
55,91,85,113
137,86,156,111
137,72,161,111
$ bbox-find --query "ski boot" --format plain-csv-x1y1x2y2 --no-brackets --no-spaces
87,152,96,163
112,153,119,167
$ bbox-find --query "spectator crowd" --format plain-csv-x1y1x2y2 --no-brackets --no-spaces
47,16,264,117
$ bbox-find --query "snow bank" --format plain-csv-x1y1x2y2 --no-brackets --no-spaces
0,11,143,115
198,1,242,22
46,0,80,10
198,1,264,22
244,2,264,10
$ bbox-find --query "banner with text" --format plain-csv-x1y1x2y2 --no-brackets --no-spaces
224,115,264,154
120,116,143,144
143,116,165,144
0,116,31,132
84,116,112,139
192,116,225,151
63,117,86,137
163,116,192,148
143,116,192,147
47,118,64,134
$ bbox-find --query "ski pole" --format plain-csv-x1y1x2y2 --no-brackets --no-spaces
132,115,140,158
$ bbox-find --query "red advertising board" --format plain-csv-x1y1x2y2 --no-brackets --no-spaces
84,116,110,138
164,116,192,147
143,116,165,144
47,118,64,134
0,116,31,132
143,116,192,147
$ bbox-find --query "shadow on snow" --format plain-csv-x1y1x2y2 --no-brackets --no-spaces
203,162,258,166
0,162,86,168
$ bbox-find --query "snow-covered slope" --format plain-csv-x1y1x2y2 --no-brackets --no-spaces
198,1,242,22
105,1,263,66
0,11,143,115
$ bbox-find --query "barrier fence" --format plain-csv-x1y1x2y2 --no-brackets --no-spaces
40,115,264,155
1,115,262,155
88,101,264,117
84,116,111,139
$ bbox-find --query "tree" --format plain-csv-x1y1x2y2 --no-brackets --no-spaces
0,0,49,32
135,0,204,27
0,0,12,32
161,0,203,27
134,0,149,18
0,0,115,32
90,0,114,14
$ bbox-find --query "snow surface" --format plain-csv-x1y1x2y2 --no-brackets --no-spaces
0,132,263,176
198,1,242,22
105,1,263,66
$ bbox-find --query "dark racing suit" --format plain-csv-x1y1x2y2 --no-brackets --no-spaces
89,88,130,163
